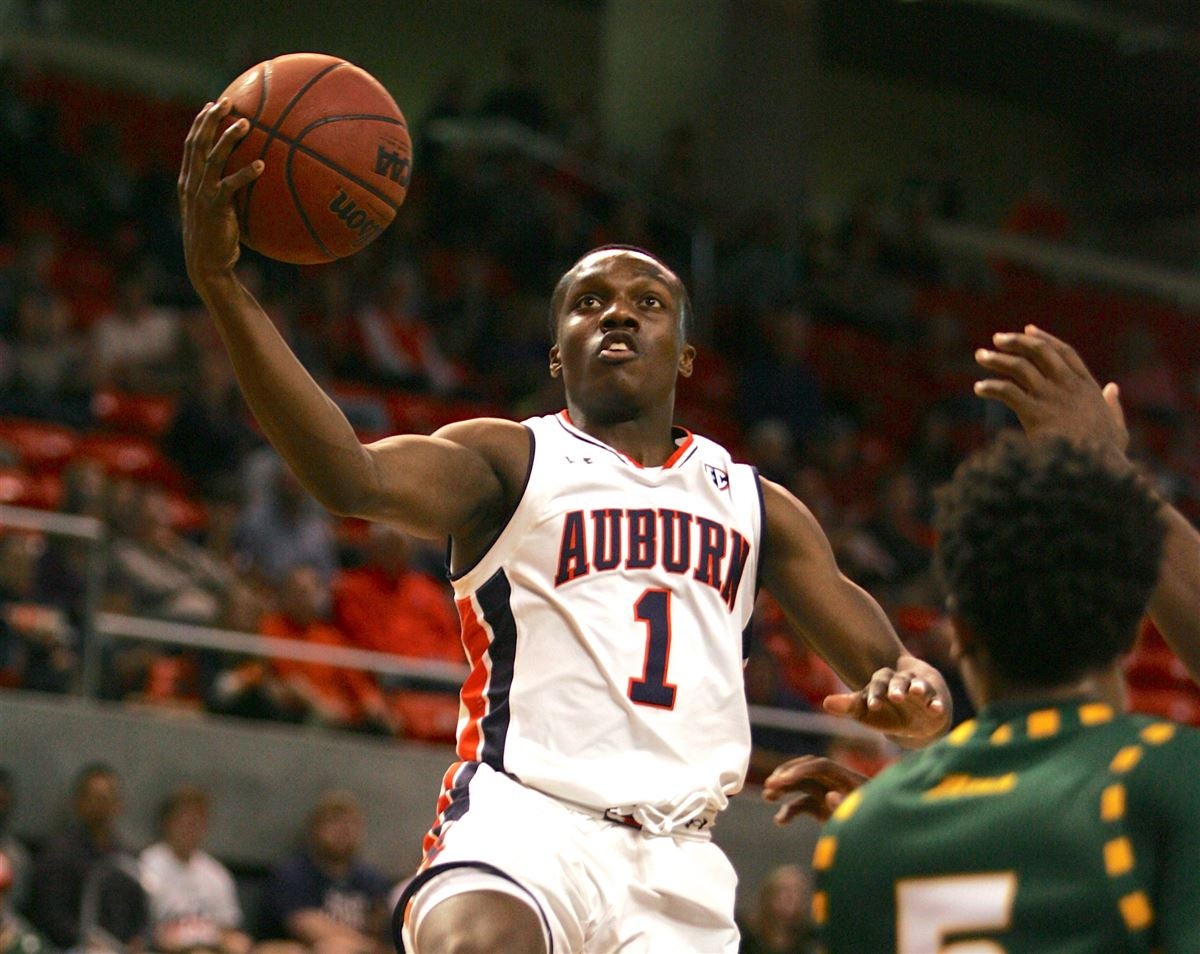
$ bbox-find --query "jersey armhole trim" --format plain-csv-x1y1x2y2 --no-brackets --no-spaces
448,425,537,583
392,860,555,954
751,466,767,593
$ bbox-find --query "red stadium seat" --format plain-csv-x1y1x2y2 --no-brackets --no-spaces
0,468,63,510
0,419,79,472
91,391,178,438
1126,686,1200,726
164,491,208,534
75,433,187,491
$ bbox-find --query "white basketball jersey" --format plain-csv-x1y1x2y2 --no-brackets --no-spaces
448,411,763,823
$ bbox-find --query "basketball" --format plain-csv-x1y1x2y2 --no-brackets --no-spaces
217,53,411,265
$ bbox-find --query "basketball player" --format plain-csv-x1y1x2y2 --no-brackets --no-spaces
790,435,1200,950
179,99,949,954
974,326,1200,685
765,326,1200,826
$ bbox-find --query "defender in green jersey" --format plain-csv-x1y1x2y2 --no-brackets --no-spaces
793,435,1200,952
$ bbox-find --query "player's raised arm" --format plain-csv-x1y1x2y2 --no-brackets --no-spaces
976,325,1200,683
178,99,518,540
759,478,950,742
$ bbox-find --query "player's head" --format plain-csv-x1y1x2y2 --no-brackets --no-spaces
934,434,1164,698
548,245,693,344
548,246,695,422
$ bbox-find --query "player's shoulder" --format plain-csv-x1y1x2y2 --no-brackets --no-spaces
434,416,529,453
1115,714,1200,777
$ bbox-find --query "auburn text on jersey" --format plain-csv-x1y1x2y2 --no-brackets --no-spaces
554,507,752,611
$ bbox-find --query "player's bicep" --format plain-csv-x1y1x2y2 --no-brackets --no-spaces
356,431,505,538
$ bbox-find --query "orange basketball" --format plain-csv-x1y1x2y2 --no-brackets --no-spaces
218,53,411,265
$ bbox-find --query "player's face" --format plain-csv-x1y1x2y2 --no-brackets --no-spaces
549,251,694,422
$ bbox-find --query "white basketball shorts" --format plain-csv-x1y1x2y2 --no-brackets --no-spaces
393,761,740,953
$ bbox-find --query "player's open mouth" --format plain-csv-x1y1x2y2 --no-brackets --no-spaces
599,333,638,362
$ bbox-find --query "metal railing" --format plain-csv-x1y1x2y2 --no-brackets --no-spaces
1,503,881,746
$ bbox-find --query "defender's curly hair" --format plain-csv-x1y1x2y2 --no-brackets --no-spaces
934,434,1165,687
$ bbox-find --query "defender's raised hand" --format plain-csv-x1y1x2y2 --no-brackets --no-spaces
822,655,950,741
974,325,1128,453
178,98,263,285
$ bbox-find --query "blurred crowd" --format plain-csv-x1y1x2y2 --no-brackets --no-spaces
2,52,1200,766
0,764,407,954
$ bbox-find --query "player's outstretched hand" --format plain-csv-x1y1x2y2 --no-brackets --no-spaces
762,756,867,825
974,325,1129,454
178,98,263,286
822,655,950,741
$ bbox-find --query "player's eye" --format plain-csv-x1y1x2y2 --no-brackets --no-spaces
641,295,663,308
575,294,601,309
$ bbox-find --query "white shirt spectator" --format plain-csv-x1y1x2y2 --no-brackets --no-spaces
139,842,241,950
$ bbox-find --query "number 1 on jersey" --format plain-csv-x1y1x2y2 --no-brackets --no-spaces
628,588,677,709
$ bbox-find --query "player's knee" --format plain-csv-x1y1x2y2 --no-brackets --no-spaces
414,890,546,954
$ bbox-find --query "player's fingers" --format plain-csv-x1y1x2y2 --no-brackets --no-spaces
1102,382,1126,430
974,349,1041,392
991,331,1070,382
826,790,846,813
865,670,892,711
973,378,1036,418
774,794,827,826
1025,325,1093,380
179,101,214,200
763,755,824,794
822,691,864,719
887,671,912,704
215,159,263,202
207,117,250,173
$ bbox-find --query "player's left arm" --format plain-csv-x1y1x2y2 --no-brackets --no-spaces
759,478,950,742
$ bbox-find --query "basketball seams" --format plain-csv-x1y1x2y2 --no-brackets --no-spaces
220,55,409,262
240,58,345,251
235,61,269,238
290,113,409,211
234,112,407,212
284,147,337,261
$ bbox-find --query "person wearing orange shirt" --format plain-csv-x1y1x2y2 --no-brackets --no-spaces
261,565,396,734
334,527,462,742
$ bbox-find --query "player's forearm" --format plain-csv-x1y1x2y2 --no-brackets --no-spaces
814,577,910,689
1148,503,1200,683
195,273,374,515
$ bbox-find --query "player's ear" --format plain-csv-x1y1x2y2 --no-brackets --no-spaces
947,614,972,665
678,343,696,378
549,343,562,379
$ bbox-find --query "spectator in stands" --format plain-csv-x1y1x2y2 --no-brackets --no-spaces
0,532,74,693
334,525,459,664
334,524,462,742
0,288,88,425
235,457,336,588
353,263,461,395
162,348,259,501
479,48,552,133
0,771,31,916
89,270,184,392
140,785,251,954
31,763,147,950
858,469,936,605
0,849,50,954
737,305,825,452
259,565,396,733
738,864,818,954
262,791,390,954
108,484,233,625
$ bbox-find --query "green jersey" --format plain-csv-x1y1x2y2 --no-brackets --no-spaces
814,699,1200,953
